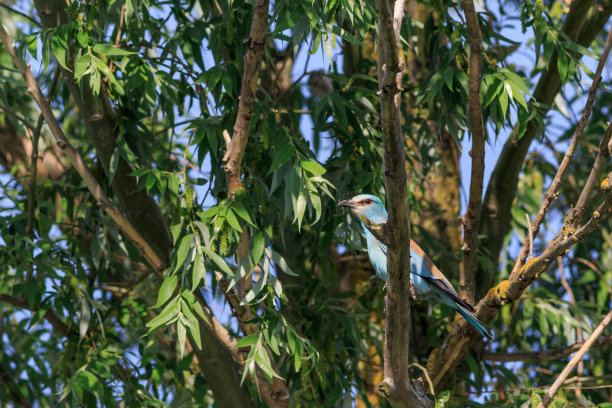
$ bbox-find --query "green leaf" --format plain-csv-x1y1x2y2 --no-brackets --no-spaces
146,297,180,333
177,318,186,359
174,234,193,273
79,297,90,340
74,53,92,82
301,160,326,176
309,192,322,225
202,246,234,277
191,253,206,289
507,80,527,110
109,147,120,184
234,333,259,348
499,88,509,118
153,275,178,308
77,30,89,48
91,55,124,95
225,208,242,232
93,43,136,56
180,294,202,349
254,343,283,380
294,191,307,230
252,231,265,265
443,68,454,90
267,139,293,175
265,248,297,276
232,202,255,226
557,50,570,83
50,30,70,72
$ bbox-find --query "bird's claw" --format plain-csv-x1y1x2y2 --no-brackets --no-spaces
409,281,417,301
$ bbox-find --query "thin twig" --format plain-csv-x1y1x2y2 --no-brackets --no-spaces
459,0,486,306
537,309,612,408
557,256,583,398
483,334,612,362
526,214,533,260
566,122,612,228
26,68,60,281
108,4,125,73
409,363,435,395
0,105,37,130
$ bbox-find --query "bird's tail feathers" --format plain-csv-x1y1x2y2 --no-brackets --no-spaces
456,306,493,340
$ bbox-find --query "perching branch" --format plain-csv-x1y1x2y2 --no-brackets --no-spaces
483,334,612,362
376,0,431,407
509,25,612,280
459,0,486,306
537,310,612,408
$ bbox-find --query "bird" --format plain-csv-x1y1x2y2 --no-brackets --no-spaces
338,194,493,340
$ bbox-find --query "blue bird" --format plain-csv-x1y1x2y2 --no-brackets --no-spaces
338,194,493,340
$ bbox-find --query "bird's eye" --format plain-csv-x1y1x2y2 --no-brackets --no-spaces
365,199,372,204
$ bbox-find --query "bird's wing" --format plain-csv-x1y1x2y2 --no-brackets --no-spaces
410,240,476,312
379,241,387,256
380,239,474,312
414,273,475,312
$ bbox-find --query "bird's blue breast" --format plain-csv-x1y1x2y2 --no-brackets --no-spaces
363,226,434,298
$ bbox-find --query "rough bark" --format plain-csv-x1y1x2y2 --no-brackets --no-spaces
459,0,486,306
376,0,433,406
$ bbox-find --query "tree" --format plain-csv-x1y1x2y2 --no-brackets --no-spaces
0,0,611,406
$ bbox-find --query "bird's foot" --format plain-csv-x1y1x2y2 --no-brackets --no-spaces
409,281,416,301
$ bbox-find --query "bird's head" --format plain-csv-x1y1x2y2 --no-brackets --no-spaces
338,194,388,224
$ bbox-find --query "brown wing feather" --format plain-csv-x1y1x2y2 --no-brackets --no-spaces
410,240,475,313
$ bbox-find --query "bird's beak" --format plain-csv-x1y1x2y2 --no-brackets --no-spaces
338,199,356,209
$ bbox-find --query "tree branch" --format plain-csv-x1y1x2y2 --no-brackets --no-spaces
219,1,289,404
508,25,612,281
223,0,269,194
432,174,612,387
376,0,431,407
0,23,167,272
26,68,60,281
0,24,258,407
483,334,612,363
0,293,71,336
537,310,612,408
33,0,172,264
459,0,486,305
479,0,612,295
